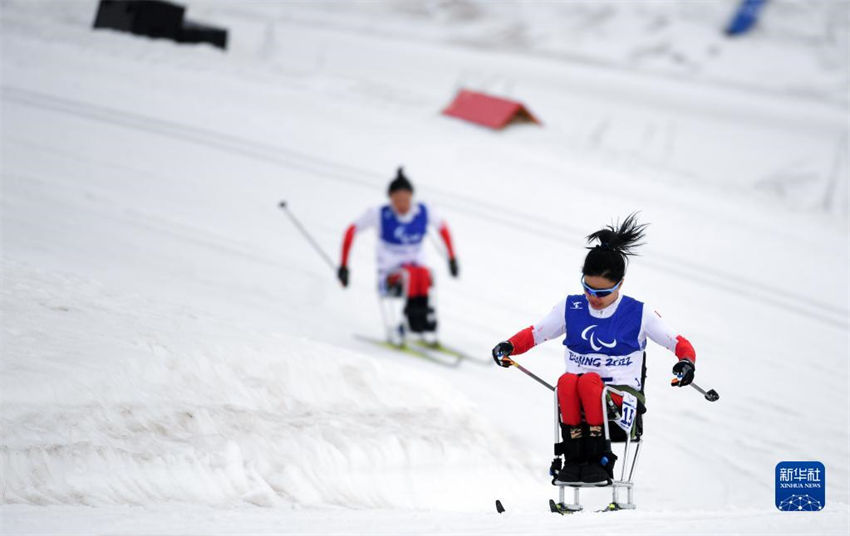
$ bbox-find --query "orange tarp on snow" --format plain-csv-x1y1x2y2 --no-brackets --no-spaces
442,89,540,129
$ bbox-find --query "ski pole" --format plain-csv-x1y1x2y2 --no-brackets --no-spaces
278,201,336,271
508,356,720,402
689,382,720,402
671,377,720,402
504,357,555,392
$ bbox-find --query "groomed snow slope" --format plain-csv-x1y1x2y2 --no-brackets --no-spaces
1,1,848,534
1,262,536,511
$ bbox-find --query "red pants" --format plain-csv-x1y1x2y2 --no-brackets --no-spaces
387,265,431,298
557,372,622,426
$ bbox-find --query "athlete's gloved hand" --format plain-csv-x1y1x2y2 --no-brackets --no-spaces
337,266,349,288
672,359,695,387
448,258,459,277
491,341,514,367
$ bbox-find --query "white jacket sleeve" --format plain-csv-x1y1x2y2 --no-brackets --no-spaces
641,306,679,353
533,298,568,345
352,207,379,231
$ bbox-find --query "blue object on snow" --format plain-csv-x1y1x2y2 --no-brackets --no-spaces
726,0,768,36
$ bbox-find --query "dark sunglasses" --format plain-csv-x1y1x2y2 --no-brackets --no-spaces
581,276,622,298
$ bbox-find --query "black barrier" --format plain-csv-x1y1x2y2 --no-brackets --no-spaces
179,20,227,49
93,0,227,50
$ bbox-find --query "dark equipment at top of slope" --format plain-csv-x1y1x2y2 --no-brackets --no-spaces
93,0,228,50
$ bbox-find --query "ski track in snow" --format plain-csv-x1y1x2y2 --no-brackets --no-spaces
3,87,847,331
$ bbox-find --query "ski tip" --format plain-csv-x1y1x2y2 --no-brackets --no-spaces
495,499,505,514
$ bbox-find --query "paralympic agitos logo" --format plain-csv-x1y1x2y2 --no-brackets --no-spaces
581,324,617,351
393,226,422,244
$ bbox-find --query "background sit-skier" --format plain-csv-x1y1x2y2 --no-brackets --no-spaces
491,213,698,486
338,167,459,346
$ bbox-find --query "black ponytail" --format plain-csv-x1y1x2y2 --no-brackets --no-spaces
388,167,414,195
582,213,648,282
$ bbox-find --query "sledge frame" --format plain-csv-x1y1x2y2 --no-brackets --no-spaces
376,267,410,344
376,266,440,345
552,385,643,512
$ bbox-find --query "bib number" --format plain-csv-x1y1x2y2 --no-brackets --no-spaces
614,392,638,433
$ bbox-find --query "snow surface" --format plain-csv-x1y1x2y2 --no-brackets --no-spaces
1,0,848,534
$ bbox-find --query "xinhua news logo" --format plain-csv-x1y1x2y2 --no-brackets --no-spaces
775,461,825,511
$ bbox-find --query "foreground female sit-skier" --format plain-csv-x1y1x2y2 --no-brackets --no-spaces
491,213,698,485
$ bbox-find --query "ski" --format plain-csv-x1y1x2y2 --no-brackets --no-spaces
353,335,461,367
596,502,625,513
549,499,581,515
409,340,491,366
549,499,626,515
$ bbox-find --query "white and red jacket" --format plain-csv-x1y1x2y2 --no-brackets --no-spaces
508,294,695,390
340,201,456,277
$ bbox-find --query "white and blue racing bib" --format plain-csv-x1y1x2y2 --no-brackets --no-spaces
380,203,428,246
563,295,646,390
